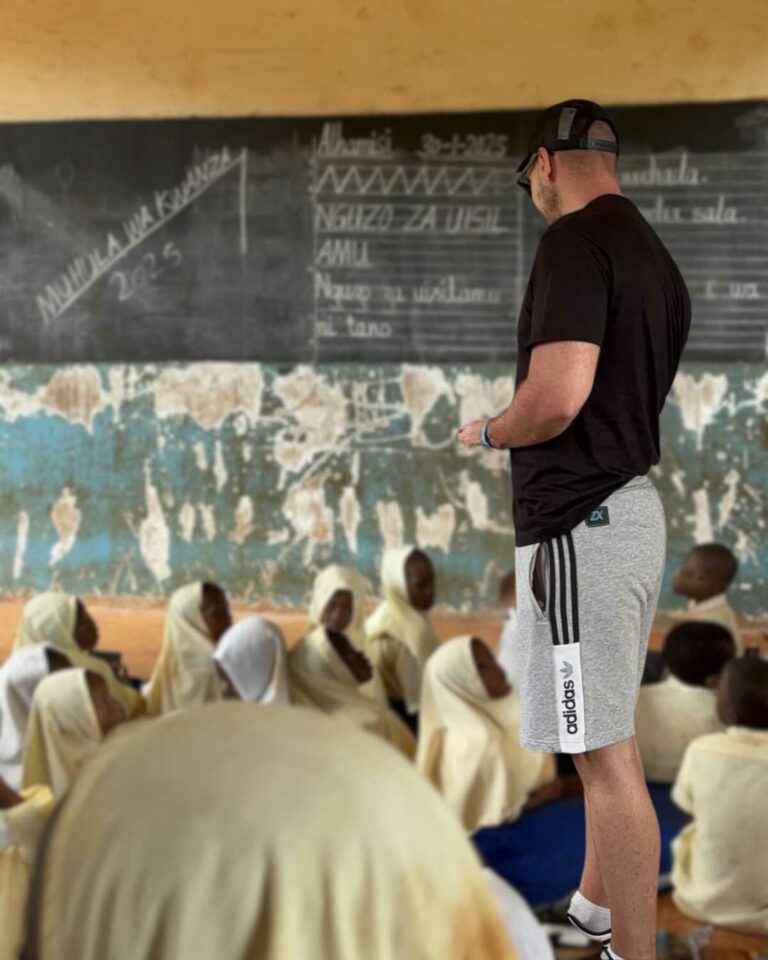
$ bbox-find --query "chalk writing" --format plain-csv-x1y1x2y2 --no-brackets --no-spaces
36,148,246,324
108,243,183,305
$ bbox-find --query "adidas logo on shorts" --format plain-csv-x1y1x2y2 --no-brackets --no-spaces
560,664,579,735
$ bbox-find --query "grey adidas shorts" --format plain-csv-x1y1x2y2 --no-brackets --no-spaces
514,476,666,754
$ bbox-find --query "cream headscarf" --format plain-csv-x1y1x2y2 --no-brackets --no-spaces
12,593,141,720
0,647,52,790
289,631,416,759
213,617,290,704
28,704,516,960
305,564,388,704
365,546,440,710
21,669,103,799
307,565,370,647
0,786,56,960
417,637,555,832
143,583,222,716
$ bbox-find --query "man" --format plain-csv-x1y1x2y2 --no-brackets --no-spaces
458,100,690,960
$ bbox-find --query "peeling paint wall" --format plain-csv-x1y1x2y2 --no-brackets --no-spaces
0,362,764,615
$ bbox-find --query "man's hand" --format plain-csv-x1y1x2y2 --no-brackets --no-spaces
457,419,486,448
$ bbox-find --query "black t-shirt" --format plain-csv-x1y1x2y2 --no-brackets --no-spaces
510,194,690,546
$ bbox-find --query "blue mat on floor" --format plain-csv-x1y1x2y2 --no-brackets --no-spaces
473,783,689,909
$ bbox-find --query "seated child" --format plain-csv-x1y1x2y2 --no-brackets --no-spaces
12,592,142,719
290,586,416,759
417,636,555,832
636,622,736,783
213,616,290,704
0,646,71,790
143,581,232,716
672,543,741,651
496,571,517,685
302,564,387,703
22,669,126,799
365,547,440,715
671,656,768,933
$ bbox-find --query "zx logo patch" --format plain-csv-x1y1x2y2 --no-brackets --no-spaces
586,506,610,527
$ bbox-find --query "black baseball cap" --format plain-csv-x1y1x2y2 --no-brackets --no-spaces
516,99,619,192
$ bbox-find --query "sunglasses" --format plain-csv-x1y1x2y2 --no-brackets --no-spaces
516,151,539,194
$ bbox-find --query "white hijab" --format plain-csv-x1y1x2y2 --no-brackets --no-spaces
214,617,289,705
417,637,554,832
484,870,555,960
143,583,222,716
21,669,103,799
0,647,54,790
30,704,517,960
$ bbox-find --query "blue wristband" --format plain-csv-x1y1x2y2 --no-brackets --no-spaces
480,420,495,449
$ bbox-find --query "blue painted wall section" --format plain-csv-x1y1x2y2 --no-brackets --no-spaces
0,362,765,615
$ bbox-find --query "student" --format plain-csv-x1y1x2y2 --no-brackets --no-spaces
0,646,71,790
417,636,555,832
365,546,440,714
496,571,518,685
289,623,416,759
22,669,125,799
24,704,516,960
11,592,142,719
635,622,735,783
213,616,290,704
305,564,386,702
1,778,55,960
671,656,768,933
671,543,741,651
143,581,232,716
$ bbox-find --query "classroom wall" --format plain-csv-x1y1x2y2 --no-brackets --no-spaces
0,362,765,615
0,1,766,614
0,0,766,120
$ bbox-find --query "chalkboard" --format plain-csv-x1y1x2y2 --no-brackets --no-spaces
0,100,766,363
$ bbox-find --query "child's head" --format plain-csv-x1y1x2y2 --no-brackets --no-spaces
673,543,738,602
200,582,233,642
717,657,768,729
470,637,512,700
85,671,126,736
213,617,289,705
663,622,736,687
498,571,516,609
74,599,99,652
320,589,354,635
405,550,435,612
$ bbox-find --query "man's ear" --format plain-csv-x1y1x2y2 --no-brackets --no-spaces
538,147,554,180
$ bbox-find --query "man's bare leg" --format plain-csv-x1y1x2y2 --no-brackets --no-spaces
573,737,659,959
580,791,609,906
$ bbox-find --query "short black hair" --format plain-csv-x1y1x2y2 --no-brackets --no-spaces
663,621,736,686
721,657,768,729
690,543,738,587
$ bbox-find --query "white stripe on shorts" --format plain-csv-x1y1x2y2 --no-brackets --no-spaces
547,534,586,752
